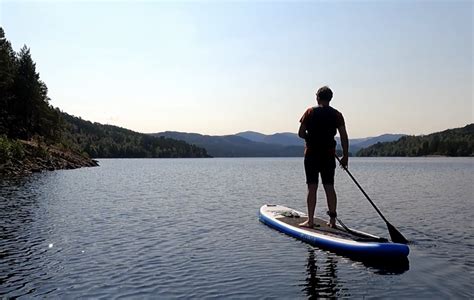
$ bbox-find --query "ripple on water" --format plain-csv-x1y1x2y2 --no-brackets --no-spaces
1,158,473,298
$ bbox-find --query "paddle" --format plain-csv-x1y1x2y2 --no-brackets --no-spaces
335,155,409,244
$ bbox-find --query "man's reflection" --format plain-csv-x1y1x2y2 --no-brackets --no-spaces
301,247,349,298
301,246,409,298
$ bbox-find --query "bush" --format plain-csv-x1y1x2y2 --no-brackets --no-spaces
0,135,11,164
10,140,25,160
33,143,50,160
0,135,25,164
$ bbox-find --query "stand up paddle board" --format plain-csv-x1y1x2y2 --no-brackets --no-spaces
259,204,409,259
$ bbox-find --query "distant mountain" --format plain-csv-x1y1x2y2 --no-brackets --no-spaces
352,134,406,149
237,131,404,150
356,124,473,157
236,131,268,143
151,131,406,157
236,131,302,146
238,131,405,154
347,134,406,153
152,131,301,157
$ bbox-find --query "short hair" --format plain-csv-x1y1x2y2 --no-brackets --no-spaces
316,86,333,102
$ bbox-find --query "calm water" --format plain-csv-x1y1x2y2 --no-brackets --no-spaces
1,158,473,298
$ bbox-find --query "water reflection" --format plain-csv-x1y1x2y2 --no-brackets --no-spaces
301,247,410,298
301,248,349,298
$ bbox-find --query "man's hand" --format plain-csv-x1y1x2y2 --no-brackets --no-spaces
339,155,348,169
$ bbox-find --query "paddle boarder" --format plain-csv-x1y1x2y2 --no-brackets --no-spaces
298,86,349,228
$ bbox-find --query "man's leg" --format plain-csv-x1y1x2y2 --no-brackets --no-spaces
299,183,318,227
323,184,337,227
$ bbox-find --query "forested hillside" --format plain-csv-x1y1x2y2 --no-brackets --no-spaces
357,124,473,157
62,114,210,158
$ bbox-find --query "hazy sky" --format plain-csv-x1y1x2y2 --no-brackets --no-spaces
1,0,472,138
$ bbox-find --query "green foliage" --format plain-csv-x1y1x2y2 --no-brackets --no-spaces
0,135,25,164
10,139,25,160
356,124,474,157
0,28,17,135
0,135,10,164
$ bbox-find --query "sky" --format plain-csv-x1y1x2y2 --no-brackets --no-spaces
1,0,472,138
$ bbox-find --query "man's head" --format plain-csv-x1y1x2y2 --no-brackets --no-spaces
316,86,333,103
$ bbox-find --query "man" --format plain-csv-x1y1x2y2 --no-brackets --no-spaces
298,86,348,228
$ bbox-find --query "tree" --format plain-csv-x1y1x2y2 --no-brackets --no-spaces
9,45,62,141
10,46,41,138
0,27,17,135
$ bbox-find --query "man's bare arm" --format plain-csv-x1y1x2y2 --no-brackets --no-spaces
298,123,307,139
338,125,349,167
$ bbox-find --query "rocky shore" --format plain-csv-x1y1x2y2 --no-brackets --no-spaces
0,140,99,177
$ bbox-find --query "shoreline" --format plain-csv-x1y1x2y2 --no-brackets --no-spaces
0,140,99,177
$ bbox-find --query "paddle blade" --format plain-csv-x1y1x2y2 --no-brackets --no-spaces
386,222,409,244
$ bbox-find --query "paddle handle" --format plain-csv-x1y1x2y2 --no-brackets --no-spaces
335,155,389,224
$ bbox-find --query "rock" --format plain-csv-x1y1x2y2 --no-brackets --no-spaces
1,139,99,177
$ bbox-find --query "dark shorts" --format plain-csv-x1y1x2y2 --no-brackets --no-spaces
304,156,336,185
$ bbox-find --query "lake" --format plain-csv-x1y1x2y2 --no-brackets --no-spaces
1,157,473,298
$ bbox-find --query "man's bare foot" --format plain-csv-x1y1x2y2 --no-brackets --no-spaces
327,221,337,229
299,220,314,228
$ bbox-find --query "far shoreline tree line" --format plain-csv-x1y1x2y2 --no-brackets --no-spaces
356,124,473,157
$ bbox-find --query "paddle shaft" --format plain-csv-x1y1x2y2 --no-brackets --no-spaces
335,156,389,224
335,155,408,244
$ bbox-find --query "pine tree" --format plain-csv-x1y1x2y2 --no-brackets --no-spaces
10,45,61,141
0,27,17,135
11,46,39,138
